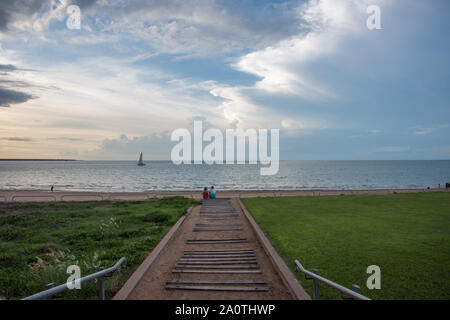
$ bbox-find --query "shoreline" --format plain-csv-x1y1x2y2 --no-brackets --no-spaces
0,188,448,202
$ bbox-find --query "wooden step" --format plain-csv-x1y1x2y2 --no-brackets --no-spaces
199,214,238,217
202,217,238,220
187,238,246,241
181,257,256,261
174,264,258,269
172,269,262,274
200,211,236,214
193,227,243,232
165,285,269,292
195,224,243,227
166,280,266,285
180,256,256,261
182,254,256,259
186,240,248,244
184,249,254,253
177,260,257,265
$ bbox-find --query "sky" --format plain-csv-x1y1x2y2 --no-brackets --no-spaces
0,0,449,160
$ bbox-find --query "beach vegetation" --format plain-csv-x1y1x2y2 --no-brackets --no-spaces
0,196,199,300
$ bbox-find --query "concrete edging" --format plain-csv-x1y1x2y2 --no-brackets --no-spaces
237,198,311,300
113,206,194,300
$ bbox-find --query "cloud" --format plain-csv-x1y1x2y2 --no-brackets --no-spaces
0,87,34,107
207,82,329,139
281,118,328,130
32,0,304,58
103,0,302,55
2,0,447,161
0,64,17,72
0,0,45,31
46,137,85,142
203,0,393,138
0,50,231,157
372,146,410,153
0,0,98,36
209,85,260,127
188,0,388,136
0,136,33,141
0,62,38,107
0,0,304,57
72,0,98,9
85,133,173,160
233,0,387,98
410,124,450,135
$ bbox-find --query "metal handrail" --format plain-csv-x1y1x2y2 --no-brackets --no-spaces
294,260,371,300
23,257,126,300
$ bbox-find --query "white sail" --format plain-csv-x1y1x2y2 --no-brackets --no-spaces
138,152,146,166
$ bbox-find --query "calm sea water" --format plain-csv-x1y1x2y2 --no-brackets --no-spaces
0,160,449,192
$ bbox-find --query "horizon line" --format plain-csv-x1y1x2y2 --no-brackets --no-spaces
1,159,450,162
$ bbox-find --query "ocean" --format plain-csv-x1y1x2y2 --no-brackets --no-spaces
1,160,449,192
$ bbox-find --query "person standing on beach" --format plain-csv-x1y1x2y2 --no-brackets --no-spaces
210,186,216,199
51,185,54,192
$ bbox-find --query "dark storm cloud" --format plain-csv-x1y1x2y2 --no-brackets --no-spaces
0,64,17,72
71,0,98,9
0,0,45,31
0,79,32,87
0,63,38,107
0,87,34,107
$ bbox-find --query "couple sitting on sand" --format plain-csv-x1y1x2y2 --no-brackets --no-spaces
203,186,216,199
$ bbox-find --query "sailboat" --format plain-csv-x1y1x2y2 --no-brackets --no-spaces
137,152,146,166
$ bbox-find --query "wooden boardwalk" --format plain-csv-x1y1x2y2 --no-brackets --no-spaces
116,198,309,300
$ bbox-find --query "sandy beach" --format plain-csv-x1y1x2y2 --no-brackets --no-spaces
0,188,447,202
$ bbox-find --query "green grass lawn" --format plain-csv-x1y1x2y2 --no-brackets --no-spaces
242,193,450,300
0,196,199,300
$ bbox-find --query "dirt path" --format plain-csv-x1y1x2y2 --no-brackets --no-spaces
126,198,296,300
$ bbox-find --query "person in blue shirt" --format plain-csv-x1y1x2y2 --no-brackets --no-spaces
209,186,216,199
